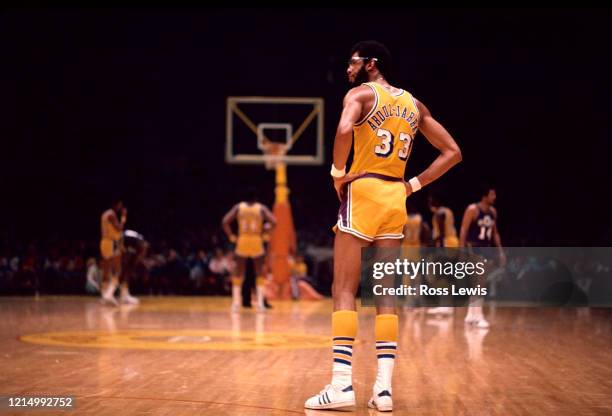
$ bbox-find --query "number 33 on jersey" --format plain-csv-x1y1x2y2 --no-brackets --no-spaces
349,82,420,178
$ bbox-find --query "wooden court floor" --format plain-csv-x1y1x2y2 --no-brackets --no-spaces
0,296,611,415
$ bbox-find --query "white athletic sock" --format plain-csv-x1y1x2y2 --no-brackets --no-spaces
103,280,117,298
331,311,357,389
375,341,397,393
332,342,353,389
232,282,242,306
120,283,130,298
256,285,265,309
467,297,484,320
255,276,266,309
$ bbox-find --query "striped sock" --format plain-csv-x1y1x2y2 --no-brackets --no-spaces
331,310,357,389
375,314,398,393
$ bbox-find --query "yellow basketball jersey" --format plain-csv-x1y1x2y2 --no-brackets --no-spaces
101,209,121,241
402,213,422,247
432,207,458,241
350,82,420,178
237,202,264,237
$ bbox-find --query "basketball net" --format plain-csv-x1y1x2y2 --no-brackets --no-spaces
262,141,288,170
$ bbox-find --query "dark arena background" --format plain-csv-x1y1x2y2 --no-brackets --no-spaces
0,8,611,415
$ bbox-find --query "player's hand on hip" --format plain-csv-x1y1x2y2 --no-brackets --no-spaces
333,171,366,201
404,181,414,198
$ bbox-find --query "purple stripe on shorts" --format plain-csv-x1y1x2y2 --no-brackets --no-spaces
339,188,348,228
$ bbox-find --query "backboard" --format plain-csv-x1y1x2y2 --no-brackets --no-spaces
225,96,324,166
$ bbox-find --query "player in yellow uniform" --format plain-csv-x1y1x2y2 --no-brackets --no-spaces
99,199,127,306
402,203,433,301
429,194,459,248
400,205,429,310
305,41,462,411
426,194,458,316
402,204,431,248
222,188,276,312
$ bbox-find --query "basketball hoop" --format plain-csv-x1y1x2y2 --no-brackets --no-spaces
262,142,287,170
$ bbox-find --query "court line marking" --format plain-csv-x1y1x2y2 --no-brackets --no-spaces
127,324,164,329
75,394,304,414
19,329,332,351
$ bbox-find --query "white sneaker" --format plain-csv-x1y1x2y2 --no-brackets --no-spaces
465,316,490,329
231,303,240,313
368,389,393,412
100,289,118,306
100,282,118,306
304,384,355,410
427,307,453,316
100,294,118,306
120,293,140,305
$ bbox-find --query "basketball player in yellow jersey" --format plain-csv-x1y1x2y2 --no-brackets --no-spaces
428,194,459,248
222,188,276,312
402,204,431,248
400,205,429,310
305,41,462,411
99,199,127,306
426,194,458,316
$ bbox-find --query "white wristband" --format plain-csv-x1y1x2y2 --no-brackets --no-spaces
408,177,422,192
330,164,346,178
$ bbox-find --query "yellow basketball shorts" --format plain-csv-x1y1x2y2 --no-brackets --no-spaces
235,235,265,258
100,238,121,260
335,173,407,242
